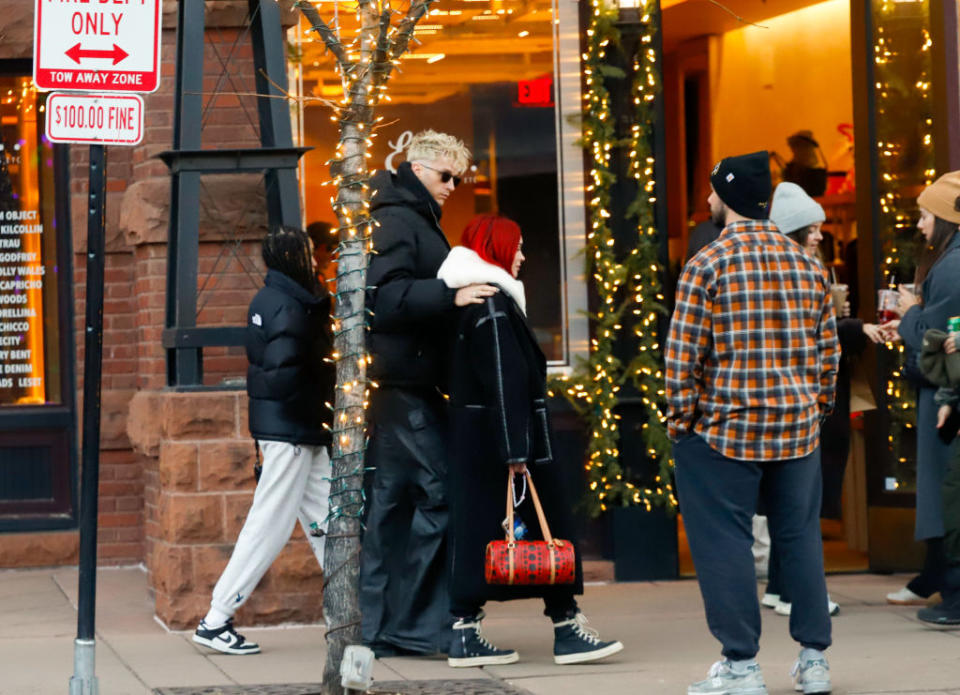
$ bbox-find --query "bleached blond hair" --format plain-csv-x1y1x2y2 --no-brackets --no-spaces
406,130,471,175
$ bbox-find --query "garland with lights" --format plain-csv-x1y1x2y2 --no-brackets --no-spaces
871,0,935,489
551,0,674,517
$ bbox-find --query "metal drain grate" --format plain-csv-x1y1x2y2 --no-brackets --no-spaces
154,680,531,695
369,680,531,694
153,687,322,695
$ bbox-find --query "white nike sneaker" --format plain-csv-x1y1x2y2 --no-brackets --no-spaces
192,618,261,655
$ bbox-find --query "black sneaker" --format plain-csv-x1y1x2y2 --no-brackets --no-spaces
447,611,519,667
552,611,623,665
192,618,261,655
918,601,960,625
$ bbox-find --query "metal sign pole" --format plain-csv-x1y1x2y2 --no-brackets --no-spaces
70,143,107,695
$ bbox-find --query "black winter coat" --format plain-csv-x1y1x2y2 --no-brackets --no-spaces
366,162,458,389
246,270,334,446
447,290,584,606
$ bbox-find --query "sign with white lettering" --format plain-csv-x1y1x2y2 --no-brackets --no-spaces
45,93,144,146
33,0,162,93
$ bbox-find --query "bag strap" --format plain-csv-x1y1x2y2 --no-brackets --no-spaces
524,469,555,544
504,469,555,545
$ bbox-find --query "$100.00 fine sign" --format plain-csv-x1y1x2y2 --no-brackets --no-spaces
33,0,162,93
46,93,145,147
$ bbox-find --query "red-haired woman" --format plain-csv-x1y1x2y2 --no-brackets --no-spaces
437,215,622,668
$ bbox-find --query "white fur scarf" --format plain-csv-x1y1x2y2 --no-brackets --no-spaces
437,246,527,315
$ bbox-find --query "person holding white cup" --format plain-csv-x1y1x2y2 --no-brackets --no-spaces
882,172,960,606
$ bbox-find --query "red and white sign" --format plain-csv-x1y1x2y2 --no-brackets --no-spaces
34,0,163,93
45,93,144,146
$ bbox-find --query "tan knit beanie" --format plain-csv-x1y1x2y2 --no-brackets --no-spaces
918,171,960,224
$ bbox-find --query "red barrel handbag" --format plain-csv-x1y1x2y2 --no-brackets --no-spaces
484,469,576,586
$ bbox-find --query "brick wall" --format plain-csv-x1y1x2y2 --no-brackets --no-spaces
0,2,300,569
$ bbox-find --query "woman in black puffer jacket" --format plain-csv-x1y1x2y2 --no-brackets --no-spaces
192,226,335,656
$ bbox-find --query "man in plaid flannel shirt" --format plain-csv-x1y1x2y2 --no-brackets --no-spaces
666,151,840,695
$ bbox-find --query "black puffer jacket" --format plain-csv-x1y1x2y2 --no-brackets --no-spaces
246,269,334,446
366,162,458,389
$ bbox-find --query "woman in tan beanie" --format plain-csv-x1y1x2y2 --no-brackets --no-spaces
884,171,960,607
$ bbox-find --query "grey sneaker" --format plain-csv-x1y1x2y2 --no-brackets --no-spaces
791,650,831,694
688,659,768,695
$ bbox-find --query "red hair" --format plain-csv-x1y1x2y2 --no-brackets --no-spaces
461,215,521,273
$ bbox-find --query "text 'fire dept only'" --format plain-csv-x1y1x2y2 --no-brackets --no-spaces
33,0,163,93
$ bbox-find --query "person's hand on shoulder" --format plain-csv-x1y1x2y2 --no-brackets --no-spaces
455,284,498,306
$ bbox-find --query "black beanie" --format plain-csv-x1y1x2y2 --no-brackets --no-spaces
710,151,772,220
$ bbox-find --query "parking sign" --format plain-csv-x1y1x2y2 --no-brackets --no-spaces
33,0,163,93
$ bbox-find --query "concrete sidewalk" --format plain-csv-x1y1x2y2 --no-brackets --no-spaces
2,566,959,695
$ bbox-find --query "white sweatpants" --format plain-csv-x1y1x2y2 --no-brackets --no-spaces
209,440,332,618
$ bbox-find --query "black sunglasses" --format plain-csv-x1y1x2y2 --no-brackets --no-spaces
418,162,462,188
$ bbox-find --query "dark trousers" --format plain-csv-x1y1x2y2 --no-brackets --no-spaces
765,540,789,603
674,434,832,661
360,388,451,653
450,595,578,623
906,537,946,598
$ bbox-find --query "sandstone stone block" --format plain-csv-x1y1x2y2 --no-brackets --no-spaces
191,544,234,595
100,389,136,450
120,175,268,247
127,391,166,456
0,7,33,59
224,492,254,539
0,531,79,569
154,590,209,631
197,441,256,491
150,543,193,596
236,591,324,627
163,392,237,440
159,442,198,492
159,494,223,544
260,542,323,593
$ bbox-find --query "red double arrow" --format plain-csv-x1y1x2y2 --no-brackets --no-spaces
65,43,129,66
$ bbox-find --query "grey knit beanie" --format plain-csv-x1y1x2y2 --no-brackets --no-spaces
770,182,826,234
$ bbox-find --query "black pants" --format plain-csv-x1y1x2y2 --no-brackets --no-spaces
906,537,946,598
675,434,831,661
360,388,451,653
451,594,578,623
765,540,789,603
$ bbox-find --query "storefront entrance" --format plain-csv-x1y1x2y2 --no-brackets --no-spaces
662,0,959,576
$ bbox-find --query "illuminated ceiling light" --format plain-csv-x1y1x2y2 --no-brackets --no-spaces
426,53,446,64
617,0,641,7
518,30,529,37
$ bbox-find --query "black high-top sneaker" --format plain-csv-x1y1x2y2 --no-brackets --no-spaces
447,611,519,667
192,618,260,655
552,611,623,665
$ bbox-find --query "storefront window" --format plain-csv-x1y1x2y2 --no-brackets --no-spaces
0,76,62,407
870,0,936,493
290,0,586,365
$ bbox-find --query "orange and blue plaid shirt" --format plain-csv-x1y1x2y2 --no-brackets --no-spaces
665,220,840,461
